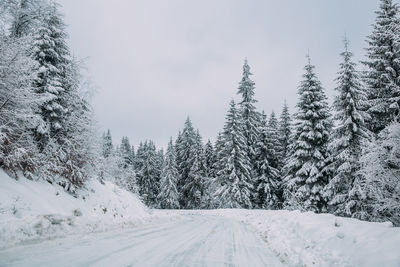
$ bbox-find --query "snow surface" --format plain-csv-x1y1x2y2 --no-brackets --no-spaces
0,214,283,267
198,209,400,267
0,170,178,249
1,170,399,267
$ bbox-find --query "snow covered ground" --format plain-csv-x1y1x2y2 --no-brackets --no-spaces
0,170,179,249
1,171,399,266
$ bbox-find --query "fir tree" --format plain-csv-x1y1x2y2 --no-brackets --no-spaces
136,140,161,206
204,140,217,178
183,134,206,209
363,0,400,133
101,129,113,158
284,56,332,213
254,111,281,208
237,59,260,176
324,39,371,217
158,138,180,209
278,101,292,165
175,117,197,206
31,3,72,147
120,136,133,168
214,101,253,208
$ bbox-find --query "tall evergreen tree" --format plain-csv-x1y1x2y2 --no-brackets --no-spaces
175,117,197,206
120,136,133,168
101,129,113,158
183,133,206,209
278,101,292,165
214,101,253,208
254,111,281,208
284,56,332,213
237,59,260,175
324,39,371,217
158,138,180,209
136,140,161,206
31,2,72,148
363,0,400,133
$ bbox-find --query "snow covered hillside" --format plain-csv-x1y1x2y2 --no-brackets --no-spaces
0,170,175,249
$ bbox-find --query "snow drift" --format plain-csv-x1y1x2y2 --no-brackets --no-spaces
0,170,173,249
203,209,400,267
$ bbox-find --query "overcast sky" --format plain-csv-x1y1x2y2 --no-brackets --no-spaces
58,0,379,149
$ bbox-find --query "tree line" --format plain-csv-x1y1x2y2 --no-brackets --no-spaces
0,0,399,226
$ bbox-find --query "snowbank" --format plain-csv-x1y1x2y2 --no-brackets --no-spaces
0,170,177,249
201,209,400,267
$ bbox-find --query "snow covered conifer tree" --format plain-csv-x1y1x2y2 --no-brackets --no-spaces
278,101,292,165
204,140,216,178
136,140,161,206
214,101,253,208
30,3,72,148
175,117,197,206
101,129,113,158
237,60,260,176
324,39,371,217
120,136,133,168
254,111,281,208
183,133,206,209
283,56,332,213
158,138,180,209
363,0,400,133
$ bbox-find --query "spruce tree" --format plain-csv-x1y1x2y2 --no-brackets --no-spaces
183,134,206,209
214,101,253,208
284,56,332,213
120,136,133,168
158,138,180,209
324,39,371,217
254,111,281,208
31,3,72,147
278,101,292,165
363,0,400,133
101,129,113,158
175,117,197,206
136,140,161,206
237,59,260,176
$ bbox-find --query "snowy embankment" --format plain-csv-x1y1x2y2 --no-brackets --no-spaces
196,209,400,267
0,170,178,249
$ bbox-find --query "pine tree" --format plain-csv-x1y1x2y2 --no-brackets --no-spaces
101,129,113,158
136,140,161,206
237,59,260,175
214,101,253,208
363,0,400,133
175,117,197,206
254,111,281,208
278,101,292,165
324,39,371,217
31,2,72,148
120,136,133,168
183,133,206,209
158,138,180,209
204,140,216,178
284,56,332,213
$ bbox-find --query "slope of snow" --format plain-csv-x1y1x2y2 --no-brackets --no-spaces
0,170,175,249
199,209,400,267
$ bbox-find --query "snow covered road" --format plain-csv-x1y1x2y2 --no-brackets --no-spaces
0,215,283,267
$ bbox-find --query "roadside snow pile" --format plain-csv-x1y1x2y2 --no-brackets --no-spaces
204,209,400,267
0,170,174,249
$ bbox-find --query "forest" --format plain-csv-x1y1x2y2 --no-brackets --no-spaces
0,0,399,227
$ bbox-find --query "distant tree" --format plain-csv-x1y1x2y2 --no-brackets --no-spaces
101,129,113,158
278,101,292,166
158,138,180,209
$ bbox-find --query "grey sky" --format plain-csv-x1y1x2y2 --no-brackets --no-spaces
58,0,379,148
